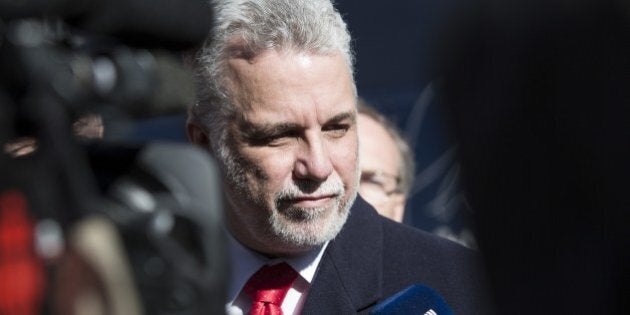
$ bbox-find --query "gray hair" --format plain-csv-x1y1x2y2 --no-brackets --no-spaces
357,100,416,197
189,0,355,154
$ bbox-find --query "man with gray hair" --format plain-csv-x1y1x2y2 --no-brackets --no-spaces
187,0,492,313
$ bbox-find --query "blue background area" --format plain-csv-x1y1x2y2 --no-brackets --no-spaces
336,0,474,245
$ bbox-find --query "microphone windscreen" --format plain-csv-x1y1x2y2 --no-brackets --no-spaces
370,284,454,315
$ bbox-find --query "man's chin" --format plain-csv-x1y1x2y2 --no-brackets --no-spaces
279,205,328,221
270,206,348,248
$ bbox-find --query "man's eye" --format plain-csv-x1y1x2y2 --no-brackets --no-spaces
323,124,350,138
262,131,300,145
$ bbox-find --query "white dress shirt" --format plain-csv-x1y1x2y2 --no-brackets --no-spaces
225,233,328,315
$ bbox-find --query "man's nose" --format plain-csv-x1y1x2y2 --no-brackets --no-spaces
293,136,333,182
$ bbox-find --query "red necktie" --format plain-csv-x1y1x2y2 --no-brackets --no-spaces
243,262,299,315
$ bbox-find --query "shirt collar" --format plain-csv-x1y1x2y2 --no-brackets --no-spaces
226,231,328,304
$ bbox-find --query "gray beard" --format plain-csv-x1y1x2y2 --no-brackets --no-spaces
268,192,354,247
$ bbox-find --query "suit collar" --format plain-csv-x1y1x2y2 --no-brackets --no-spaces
225,232,328,305
301,196,384,313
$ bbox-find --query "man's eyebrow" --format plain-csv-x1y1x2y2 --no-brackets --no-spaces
237,110,356,141
238,120,300,140
326,111,356,124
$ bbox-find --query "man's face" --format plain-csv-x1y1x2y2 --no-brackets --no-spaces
219,50,358,256
357,114,406,222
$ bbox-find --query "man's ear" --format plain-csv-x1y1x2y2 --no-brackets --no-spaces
186,120,210,148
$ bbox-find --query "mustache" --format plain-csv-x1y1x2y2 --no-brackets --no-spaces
276,178,344,201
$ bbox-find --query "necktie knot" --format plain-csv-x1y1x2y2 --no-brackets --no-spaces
243,262,299,315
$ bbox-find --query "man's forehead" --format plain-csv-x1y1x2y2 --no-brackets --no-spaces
225,49,351,85
358,115,401,167
225,49,357,123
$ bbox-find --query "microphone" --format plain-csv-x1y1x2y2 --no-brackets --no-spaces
370,284,454,315
0,0,212,50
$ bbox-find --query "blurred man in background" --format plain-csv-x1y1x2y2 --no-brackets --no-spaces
357,100,415,223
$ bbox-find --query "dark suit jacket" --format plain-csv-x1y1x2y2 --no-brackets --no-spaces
301,196,493,314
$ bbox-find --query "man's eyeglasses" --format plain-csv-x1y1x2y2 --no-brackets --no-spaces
358,170,401,205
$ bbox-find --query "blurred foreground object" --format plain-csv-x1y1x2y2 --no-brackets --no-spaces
439,0,630,314
0,190,46,315
1,1,225,314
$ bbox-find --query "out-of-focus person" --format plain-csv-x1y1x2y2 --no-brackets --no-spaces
357,100,415,223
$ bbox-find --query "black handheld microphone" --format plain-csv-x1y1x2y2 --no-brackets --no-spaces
370,284,454,315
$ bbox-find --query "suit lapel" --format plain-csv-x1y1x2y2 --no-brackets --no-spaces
301,197,384,313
